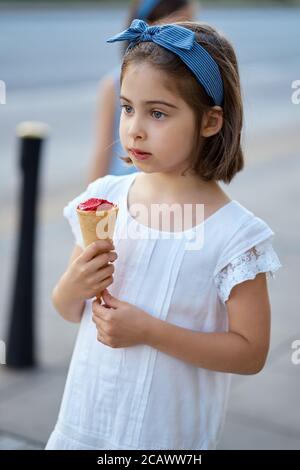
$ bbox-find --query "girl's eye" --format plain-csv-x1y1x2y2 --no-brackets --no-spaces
120,105,166,120
152,110,166,120
121,104,133,114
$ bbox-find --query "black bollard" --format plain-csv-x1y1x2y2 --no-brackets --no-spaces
6,121,49,368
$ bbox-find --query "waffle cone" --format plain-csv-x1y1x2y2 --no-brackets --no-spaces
76,205,119,247
77,205,119,302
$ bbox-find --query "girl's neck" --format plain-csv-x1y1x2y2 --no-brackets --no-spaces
141,172,221,202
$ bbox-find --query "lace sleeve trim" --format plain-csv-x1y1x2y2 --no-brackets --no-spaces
214,238,282,304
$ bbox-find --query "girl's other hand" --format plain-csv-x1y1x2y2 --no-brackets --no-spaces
92,290,153,348
63,239,118,301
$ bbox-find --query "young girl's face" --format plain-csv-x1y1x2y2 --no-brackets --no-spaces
120,62,197,176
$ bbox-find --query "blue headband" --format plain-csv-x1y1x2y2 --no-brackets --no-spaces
106,19,224,106
137,0,161,20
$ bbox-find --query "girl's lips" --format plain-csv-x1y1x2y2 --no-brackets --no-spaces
129,149,151,160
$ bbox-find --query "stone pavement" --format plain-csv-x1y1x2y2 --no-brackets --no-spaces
0,431,43,450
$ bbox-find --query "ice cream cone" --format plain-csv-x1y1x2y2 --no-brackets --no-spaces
76,200,119,302
76,205,119,247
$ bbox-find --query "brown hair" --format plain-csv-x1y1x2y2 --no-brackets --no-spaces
119,21,244,184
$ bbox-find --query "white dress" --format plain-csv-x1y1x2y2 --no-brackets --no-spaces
45,172,282,450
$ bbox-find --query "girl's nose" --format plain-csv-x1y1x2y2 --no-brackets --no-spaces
127,117,146,140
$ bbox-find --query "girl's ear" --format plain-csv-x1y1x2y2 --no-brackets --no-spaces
201,106,223,138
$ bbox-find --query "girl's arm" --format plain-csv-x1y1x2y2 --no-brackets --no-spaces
87,77,116,184
147,273,270,375
52,245,86,324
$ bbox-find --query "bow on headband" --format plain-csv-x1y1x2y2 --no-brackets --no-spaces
107,19,224,106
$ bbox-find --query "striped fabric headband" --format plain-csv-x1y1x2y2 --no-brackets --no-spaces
107,19,224,106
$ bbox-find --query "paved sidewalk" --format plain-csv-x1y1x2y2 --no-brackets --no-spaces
0,432,43,450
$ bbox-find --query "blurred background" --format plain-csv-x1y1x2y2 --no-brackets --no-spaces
0,0,299,450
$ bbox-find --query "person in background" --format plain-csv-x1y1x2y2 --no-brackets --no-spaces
87,0,197,183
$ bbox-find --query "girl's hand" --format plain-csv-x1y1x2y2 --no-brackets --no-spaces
92,290,153,348
63,240,118,301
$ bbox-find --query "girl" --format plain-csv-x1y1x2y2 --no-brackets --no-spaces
46,19,282,450
87,0,196,182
